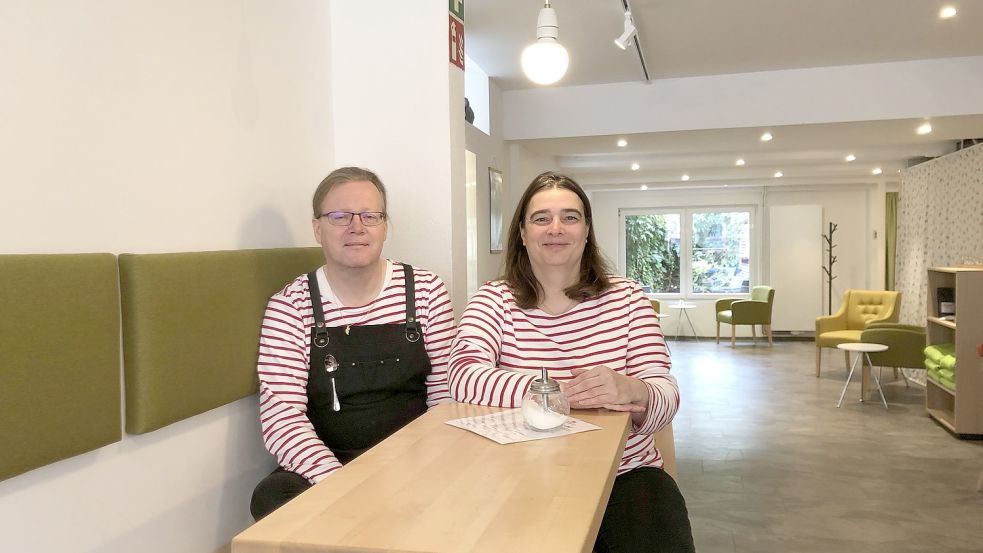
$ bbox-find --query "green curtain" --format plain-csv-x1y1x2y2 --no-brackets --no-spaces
885,192,898,290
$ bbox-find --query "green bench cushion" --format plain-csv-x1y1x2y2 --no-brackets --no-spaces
0,254,122,481
119,247,324,434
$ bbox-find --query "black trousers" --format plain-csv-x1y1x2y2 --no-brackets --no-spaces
250,467,312,521
252,465,694,553
595,467,695,553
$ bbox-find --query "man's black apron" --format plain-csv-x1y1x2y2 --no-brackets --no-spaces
305,263,429,464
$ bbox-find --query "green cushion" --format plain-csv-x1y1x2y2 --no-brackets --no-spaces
924,343,955,361
717,310,733,323
816,329,863,348
119,247,324,434
0,254,121,481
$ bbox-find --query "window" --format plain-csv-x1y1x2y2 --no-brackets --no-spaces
622,208,753,296
691,211,750,294
624,213,681,293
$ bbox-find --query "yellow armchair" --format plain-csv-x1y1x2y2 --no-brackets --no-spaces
815,289,900,377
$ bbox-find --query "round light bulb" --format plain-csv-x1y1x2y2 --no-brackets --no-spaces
521,39,569,85
917,122,933,135
617,138,628,147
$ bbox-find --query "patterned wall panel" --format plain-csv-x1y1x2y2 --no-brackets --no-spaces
896,143,983,326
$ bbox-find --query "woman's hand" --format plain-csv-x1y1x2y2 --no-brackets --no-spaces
563,366,648,413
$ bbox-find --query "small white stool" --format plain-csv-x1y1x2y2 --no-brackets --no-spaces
836,343,889,409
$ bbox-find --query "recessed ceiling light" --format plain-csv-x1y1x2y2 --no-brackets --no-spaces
872,167,882,175
617,138,628,147
631,162,640,171
640,184,648,190
917,122,933,135
760,132,773,142
940,6,957,18
845,154,856,162
724,184,730,188
774,171,783,178
681,174,690,181
735,158,746,166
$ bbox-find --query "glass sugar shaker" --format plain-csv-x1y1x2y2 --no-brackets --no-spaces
521,367,570,431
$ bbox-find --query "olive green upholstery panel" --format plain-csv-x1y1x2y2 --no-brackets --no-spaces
0,254,122,481
119,247,324,434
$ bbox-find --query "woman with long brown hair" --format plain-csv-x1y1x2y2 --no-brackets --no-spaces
448,171,693,553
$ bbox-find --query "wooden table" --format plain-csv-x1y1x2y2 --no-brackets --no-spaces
232,402,631,553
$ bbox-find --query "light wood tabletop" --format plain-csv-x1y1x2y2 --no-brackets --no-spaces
232,402,631,553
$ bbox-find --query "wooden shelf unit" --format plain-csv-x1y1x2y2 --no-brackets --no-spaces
925,267,983,438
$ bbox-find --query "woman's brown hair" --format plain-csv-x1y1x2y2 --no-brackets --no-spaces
502,171,612,309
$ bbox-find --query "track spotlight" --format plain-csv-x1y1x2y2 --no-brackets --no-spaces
614,11,637,50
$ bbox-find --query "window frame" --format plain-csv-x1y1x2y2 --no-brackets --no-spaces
619,204,759,300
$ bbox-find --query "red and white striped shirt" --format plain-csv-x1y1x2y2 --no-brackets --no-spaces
257,260,455,483
448,277,678,474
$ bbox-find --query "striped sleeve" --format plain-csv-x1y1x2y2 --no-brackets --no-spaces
624,282,679,435
448,283,536,408
417,271,455,406
256,279,341,484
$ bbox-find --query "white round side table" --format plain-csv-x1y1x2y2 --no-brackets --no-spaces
836,343,889,409
671,302,699,342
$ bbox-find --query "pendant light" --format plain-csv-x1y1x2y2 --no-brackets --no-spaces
521,2,569,85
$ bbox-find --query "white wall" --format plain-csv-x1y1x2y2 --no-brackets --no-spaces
766,185,881,313
464,54,490,135
502,56,983,140
590,184,880,337
0,1,333,552
465,80,509,287
768,205,823,332
508,143,556,209
329,0,467,313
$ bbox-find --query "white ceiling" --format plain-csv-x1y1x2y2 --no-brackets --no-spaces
465,0,983,190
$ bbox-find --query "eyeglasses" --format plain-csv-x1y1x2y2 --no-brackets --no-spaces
318,211,387,227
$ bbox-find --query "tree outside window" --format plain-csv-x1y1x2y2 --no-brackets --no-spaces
625,213,681,293
624,208,752,296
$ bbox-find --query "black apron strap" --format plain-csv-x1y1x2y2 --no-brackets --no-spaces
401,263,421,342
307,271,329,373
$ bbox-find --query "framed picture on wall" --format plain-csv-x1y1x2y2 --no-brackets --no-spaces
489,168,504,253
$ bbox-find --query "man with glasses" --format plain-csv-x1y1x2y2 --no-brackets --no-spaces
249,167,455,520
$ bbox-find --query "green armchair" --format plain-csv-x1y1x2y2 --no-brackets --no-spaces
815,289,899,377
860,322,927,387
715,286,775,347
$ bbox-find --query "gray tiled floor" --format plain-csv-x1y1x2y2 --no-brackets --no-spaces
670,340,983,553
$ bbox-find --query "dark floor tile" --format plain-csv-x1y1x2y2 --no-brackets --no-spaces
669,341,983,552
